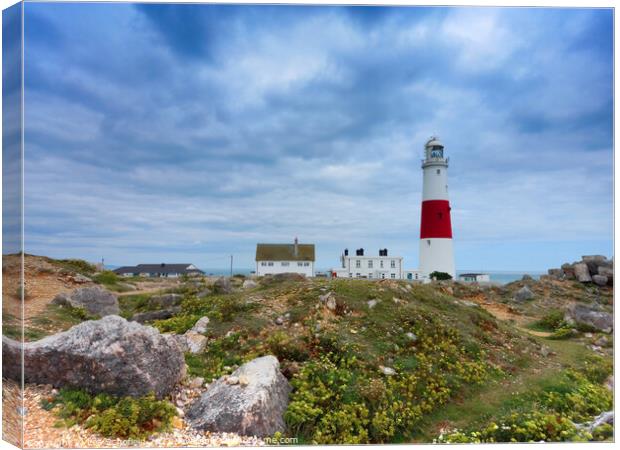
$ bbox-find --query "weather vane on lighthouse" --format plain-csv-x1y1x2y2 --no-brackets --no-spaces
419,136,455,279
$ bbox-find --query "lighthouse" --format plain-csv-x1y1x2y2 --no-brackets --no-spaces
419,137,455,279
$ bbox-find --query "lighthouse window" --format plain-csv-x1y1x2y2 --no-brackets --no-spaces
436,169,441,175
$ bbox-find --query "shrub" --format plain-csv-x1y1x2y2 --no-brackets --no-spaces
152,314,200,334
266,331,310,362
56,259,96,276
429,271,452,281
93,271,119,285
534,310,566,331
42,388,176,439
548,327,576,340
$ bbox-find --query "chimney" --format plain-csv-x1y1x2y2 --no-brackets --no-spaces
360,248,364,256
384,248,388,256
344,248,349,256
294,237,299,257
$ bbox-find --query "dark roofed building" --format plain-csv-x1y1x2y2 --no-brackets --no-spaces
113,263,204,278
255,238,315,277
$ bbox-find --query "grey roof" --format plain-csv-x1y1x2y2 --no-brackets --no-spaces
113,263,204,275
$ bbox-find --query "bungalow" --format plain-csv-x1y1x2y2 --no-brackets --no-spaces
458,273,491,283
113,263,204,278
256,238,315,277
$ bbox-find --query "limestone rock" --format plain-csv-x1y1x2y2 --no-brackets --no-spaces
242,279,258,289
2,316,184,398
213,277,233,294
592,274,608,287
186,355,291,437
582,255,608,276
190,316,210,334
564,304,613,333
573,263,592,283
367,299,378,309
598,266,613,285
148,293,183,309
184,332,208,354
514,285,534,302
131,307,181,323
380,366,396,376
52,286,119,317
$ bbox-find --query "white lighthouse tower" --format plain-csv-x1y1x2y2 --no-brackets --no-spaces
419,137,455,279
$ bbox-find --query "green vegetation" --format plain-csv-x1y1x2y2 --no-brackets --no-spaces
436,356,612,443
41,388,176,439
92,270,119,285
429,271,452,280
3,304,95,341
51,258,96,276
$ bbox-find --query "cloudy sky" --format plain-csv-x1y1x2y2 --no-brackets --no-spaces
18,3,613,272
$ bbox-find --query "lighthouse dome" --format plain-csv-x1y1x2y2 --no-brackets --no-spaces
425,137,443,148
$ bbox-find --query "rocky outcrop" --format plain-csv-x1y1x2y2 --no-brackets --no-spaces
167,316,209,354
573,263,592,283
213,277,234,294
148,293,183,309
592,275,608,287
131,307,181,324
549,256,613,286
52,286,119,317
186,355,291,437
564,304,613,333
514,285,534,302
2,316,185,398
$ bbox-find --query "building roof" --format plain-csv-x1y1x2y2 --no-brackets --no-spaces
255,243,315,262
459,273,487,277
113,263,204,275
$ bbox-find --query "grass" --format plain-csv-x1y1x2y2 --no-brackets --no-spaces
3,304,94,342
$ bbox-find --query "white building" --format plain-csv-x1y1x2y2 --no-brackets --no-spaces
255,239,315,277
332,248,403,280
403,269,425,282
458,273,491,283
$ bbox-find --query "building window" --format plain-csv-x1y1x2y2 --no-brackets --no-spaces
381,273,385,279
368,260,373,268
391,274,396,279
261,262,267,266
390,260,396,268
303,262,309,267
281,262,289,267
380,260,384,268
268,262,274,266
298,262,303,266
349,273,352,278
368,273,373,279
356,260,361,268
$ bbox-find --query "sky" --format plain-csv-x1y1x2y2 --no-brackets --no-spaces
11,3,614,271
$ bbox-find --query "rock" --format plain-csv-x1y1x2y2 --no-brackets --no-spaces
2,316,184,398
226,376,239,385
405,332,417,342
592,274,608,287
131,307,181,323
522,274,533,281
176,407,185,418
582,255,608,276
319,292,333,303
72,273,93,283
598,266,613,285
197,288,212,298
184,332,208,354
190,377,205,389
547,268,563,279
52,286,119,317
514,285,534,302
213,277,233,294
367,299,378,309
539,346,551,357
573,263,592,283
186,355,291,437
594,336,609,347
242,280,258,289
587,410,614,433
380,366,396,376
325,296,337,311
190,316,210,334
561,263,576,280
564,304,613,333
148,294,183,309
274,316,284,325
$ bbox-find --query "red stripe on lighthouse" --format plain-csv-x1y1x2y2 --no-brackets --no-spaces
420,200,453,239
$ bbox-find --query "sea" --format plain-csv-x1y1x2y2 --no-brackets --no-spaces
197,268,545,285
